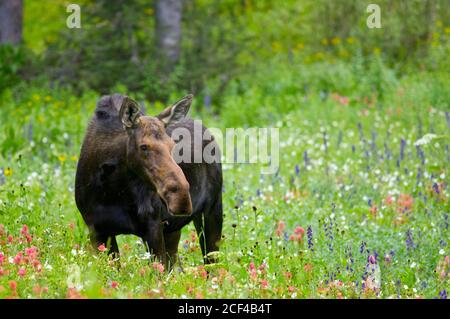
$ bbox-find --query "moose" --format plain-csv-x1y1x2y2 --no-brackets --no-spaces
75,94,223,268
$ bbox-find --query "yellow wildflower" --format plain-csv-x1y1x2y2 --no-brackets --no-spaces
32,94,41,102
321,38,328,46
4,167,13,177
346,37,355,44
339,49,349,58
331,37,341,45
271,42,282,52
71,155,78,162
58,155,67,162
315,52,324,60
373,47,381,55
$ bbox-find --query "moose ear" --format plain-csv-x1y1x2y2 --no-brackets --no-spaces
119,97,141,129
157,94,193,126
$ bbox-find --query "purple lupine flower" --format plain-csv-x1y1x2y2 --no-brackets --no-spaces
416,145,425,165
439,290,447,299
416,167,422,182
400,139,406,161
307,226,314,251
384,142,391,160
352,145,356,154
406,229,414,251
396,279,402,298
432,182,440,194
360,241,366,254
295,164,300,176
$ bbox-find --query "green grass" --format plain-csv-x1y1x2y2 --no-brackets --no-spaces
0,68,449,299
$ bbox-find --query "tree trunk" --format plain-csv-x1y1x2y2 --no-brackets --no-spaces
0,0,23,45
155,0,182,72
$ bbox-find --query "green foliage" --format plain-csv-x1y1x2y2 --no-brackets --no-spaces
0,45,26,92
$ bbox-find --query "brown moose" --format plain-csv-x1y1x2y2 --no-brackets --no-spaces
75,94,223,268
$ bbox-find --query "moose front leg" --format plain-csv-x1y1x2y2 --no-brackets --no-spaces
142,219,167,268
89,231,120,258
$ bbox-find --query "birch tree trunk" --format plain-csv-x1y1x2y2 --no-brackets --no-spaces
0,0,23,45
155,0,182,72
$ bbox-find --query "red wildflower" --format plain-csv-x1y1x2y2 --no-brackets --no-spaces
294,226,305,235
18,268,26,277
370,205,378,216
32,285,42,296
25,246,38,259
304,264,313,272
9,281,17,291
98,244,107,252
275,221,286,236
152,262,165,274
284,272,292,280
397,194,413,212
260,279,268,288
249,261,257,280
7,235,13,244
13,251,23,265
339,96,349,106
0,252,4,264
111,281,119,289
67,288,85,299
32,260,42,272
20,225,28,236
385,195,394,205
197,265,207,279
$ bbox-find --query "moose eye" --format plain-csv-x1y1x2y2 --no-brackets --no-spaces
140,145,149,152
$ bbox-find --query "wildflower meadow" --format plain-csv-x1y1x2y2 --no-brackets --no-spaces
0,0,449,300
